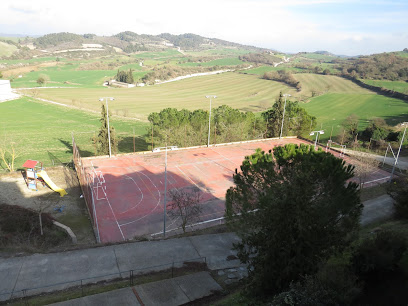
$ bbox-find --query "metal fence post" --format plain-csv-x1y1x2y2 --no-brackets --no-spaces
130,270,134,286
172,262,174,278
81,280,83,296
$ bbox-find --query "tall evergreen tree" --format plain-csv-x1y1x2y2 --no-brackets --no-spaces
97,104,118,155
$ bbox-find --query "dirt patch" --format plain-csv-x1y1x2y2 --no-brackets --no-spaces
0,166,96,256
2,62,58,78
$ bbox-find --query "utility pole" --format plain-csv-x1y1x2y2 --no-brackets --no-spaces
153,145,178,237
206,95,217,147
279,94,291,139
310,130,325,148
390,122,408,182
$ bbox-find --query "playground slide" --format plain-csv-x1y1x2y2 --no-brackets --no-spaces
37,170,68,197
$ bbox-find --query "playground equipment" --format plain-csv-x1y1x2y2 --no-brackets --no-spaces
22,160,67,197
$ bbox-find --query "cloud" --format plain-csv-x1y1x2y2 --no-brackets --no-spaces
9,5,37,15
0,0,407,55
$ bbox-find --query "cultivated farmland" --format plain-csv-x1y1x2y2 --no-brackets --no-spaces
20,72,294,119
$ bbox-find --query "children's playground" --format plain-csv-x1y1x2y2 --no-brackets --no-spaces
74,137,392,244
0,162,96,246
22,160,67,197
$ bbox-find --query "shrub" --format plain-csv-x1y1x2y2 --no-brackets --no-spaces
352,230,407,280
388,177,408,219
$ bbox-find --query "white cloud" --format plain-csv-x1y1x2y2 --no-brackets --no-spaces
0,0,407,55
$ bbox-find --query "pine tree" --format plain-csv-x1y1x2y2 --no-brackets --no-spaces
225,144,362,296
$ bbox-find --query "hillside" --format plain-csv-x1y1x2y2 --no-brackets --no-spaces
0,31,266,60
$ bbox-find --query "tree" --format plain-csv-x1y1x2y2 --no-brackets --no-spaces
388,176,408,218
351,151,380,189
36,77,45,86
361,117,389,142
340,114,359,145
262,92,316,138
0,137,21,172
115,69,134,84
96,104,118,155
168,187,202,233
225,144,362,296
36,74,50,87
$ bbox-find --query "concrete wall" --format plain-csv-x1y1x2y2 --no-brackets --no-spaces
0,80,12,95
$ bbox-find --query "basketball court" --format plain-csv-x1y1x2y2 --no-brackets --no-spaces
73,137,391,243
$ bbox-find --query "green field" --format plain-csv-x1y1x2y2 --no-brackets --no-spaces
363,79,408,94
184,48,253,57
243,66,304,75
298,53,339,61
294,74,370,96
302,93,408,140
23,72,294,119
0,41,17,57
0,97,149,169
395,51,408,58
180,57,244,67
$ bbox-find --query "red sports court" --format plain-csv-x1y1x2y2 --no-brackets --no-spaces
73,137,390,243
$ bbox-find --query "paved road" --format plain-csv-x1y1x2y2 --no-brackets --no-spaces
344,149,408,170
53,271,222,306
361,194,394,226
0,233,241,301
0,194,396,303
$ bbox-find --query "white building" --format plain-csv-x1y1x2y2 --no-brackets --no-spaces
0,80,20,102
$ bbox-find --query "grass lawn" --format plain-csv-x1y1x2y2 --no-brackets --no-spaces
363,79,408,94
302,93,408,140
0,97,149,169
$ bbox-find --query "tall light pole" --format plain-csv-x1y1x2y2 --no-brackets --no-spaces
310,130,325,148
390,122,408,182
206,95,217,147
279,94,291,139
153,145,178,237
99,97,115,158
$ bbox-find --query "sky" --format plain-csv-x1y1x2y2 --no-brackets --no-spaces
0,0,407,55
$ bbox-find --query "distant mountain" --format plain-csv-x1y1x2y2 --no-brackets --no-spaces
26,31,266,53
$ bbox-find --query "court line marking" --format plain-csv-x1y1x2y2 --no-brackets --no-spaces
119,169,162,227
117,174,144,213
209,147,241,168
90,162,126,241
175,165,201,189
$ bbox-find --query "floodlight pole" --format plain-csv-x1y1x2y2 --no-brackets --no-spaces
206,95,217,147
99,97,115,158
279,94,291,139
310,130,325,148
154,145,178,237
390,122,408,182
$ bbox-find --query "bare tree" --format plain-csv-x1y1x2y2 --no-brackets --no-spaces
168,187,202,233
351,151,380,189
0,140,21,172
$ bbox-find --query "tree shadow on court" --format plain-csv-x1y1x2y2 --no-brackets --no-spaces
118,136,148,153
89,162,228,242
